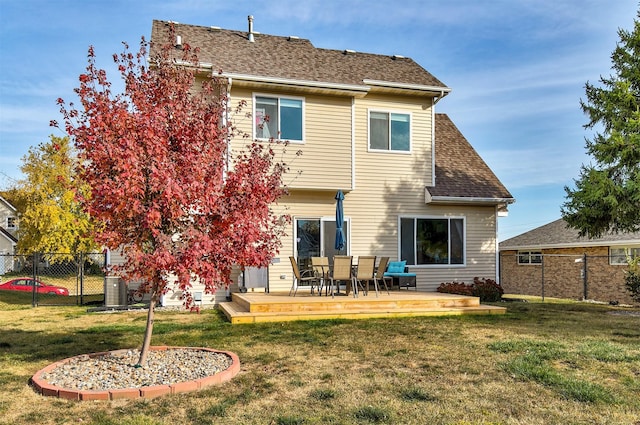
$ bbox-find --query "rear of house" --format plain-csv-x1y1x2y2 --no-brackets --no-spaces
139,19,515,306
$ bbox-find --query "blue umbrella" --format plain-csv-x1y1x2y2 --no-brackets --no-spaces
335,190,346,251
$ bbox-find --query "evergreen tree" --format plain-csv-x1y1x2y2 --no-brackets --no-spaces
562,11,640,238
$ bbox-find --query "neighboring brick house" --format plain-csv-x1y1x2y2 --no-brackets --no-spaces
0,195,18,274
137,19,514,306
499,218,640,305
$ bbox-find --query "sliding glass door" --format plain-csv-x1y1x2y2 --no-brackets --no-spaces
295,218,348,270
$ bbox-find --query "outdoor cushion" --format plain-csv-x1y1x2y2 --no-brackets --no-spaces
383,272,416,277
386,261,406,274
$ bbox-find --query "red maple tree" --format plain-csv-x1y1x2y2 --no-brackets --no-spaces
54,30,289,365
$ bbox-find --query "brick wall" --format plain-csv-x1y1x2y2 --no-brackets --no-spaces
500,246,635,305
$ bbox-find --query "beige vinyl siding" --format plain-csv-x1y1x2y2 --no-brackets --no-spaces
354,94,433,189
229,88,353,190
262,190,341,292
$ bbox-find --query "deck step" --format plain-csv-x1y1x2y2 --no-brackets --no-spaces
218,292,505,324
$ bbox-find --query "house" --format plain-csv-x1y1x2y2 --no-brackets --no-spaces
0,195,18,274
499,218,640,304
146,18,514,306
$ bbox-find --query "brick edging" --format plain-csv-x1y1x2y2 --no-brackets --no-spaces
30,346,241,401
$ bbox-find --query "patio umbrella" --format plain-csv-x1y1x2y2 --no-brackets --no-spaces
334,190,346,251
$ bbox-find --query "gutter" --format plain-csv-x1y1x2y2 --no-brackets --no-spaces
500,240,640,251
221,72,370,95
363,79,451,98
425,191,515,206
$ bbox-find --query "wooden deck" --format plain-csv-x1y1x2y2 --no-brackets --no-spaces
219,290,506,324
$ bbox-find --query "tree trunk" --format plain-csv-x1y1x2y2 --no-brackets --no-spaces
137,290,157,366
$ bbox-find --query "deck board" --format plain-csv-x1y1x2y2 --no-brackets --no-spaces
218,291,506,324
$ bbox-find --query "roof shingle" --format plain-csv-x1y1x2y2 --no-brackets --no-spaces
151,20,448,89
500,218,640,249
430,114,513,200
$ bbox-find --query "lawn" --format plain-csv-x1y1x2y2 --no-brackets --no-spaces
0,297,638,425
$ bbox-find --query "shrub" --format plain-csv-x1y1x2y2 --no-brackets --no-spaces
624,271,640,303
472,277,504,302
437,277,503,302
437,281,474,296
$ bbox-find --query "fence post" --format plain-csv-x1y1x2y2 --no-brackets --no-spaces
541,254,545,302
32,252,38,307
583,253,588,300
79,252,84,306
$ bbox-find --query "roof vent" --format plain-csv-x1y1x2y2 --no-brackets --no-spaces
175,35,183,49
248,15,255,42
392,54,405,60
209,26,221,31
288,35,299,41
343,49,356,55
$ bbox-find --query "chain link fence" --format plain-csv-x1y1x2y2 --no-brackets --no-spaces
0,252,106,306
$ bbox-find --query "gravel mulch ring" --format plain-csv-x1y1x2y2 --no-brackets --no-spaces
31,346,240,400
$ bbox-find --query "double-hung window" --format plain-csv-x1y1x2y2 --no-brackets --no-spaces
369,111,411,152
255,95,303,142
400,217,464,265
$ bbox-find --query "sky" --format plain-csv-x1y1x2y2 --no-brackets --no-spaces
0,0,637,241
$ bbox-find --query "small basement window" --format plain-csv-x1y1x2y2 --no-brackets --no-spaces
610,246,640,265
517,251,542,265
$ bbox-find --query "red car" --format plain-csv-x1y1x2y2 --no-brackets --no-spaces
0,278,69,296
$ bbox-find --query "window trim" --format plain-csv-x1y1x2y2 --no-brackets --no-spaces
609,246,640,265
517,251,542,265
6,216,16,229
253,93,305,143
398,215,466,267
368,109,412,153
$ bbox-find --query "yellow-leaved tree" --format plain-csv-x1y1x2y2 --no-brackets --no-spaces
17,135,97,261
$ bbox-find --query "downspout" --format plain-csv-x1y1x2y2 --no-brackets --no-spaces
224,77,233,176
351,97,356,190
431,96,436,186
495,205,500,283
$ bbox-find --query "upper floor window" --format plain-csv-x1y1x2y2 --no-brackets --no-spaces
255,95,303,142
610,246,640,265
369,111,411,152
400,217,464,265
518,251,542,265
6,216,16,229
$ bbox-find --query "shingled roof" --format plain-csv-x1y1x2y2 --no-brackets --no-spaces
150,20,448,91
429,114,513,203
500,218,640,250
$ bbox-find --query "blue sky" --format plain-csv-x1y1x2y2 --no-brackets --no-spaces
0,0,637,241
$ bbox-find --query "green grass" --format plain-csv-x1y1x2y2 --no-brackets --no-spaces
0,297,638,424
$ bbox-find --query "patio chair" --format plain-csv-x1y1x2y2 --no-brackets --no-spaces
289,256,320,296
355,256,377,296
374,256,391,295
311,256,330,295
329,255,355,298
